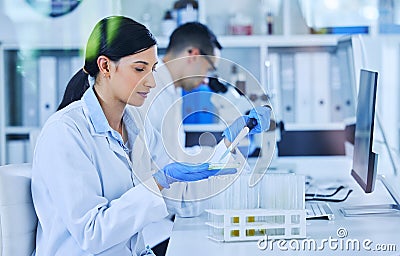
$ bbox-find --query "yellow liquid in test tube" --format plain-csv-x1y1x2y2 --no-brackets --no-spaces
230,230,240,237
246,229,255,236
246,216,255,236
231,216,240,237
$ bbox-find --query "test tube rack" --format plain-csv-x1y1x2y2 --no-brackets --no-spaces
205,208,306,242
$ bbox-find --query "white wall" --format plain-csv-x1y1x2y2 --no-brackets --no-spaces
0,0,17,44
118,0,310,36
360,35,400,175
1,0,118,47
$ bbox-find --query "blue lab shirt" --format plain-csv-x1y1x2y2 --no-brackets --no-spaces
31,86,168,255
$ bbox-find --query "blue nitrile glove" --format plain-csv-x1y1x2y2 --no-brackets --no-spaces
222,106,271,142
153,162,237,189
247,106,271,134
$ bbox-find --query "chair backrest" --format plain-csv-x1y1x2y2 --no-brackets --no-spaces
0,163,37,256
28,129,41,163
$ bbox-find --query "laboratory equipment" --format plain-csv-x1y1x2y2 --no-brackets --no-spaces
207,173,306,242
266,12,274,35
161,10,176,37
208,64,270,125
208,77,253,120
206,208,306,242
219,127,250,161
172,0,199,25
222,106,270,142
208,162,241,170
259,173,305,210
228,14,253,35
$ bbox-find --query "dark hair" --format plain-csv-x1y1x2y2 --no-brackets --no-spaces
57,16,157,110
166,22,222,56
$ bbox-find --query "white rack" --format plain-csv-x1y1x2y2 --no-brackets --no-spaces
206,208,306,242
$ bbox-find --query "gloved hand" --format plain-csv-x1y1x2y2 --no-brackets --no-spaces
153,162,237,189
222,106,271,142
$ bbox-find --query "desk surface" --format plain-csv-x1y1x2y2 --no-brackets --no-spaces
166,156,400,256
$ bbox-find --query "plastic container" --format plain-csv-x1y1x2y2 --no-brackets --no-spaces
173,0,199,25
229,14,253,35
161,10,176,37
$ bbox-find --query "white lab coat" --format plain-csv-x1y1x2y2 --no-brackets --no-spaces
31,87,168,256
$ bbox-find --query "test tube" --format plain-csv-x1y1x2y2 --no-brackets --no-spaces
209,176,227,209
260,173,305,210
247,172,263,209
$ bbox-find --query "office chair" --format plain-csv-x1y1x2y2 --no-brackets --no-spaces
0,163,37,256
28,129,41,163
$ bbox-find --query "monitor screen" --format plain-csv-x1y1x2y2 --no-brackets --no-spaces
351,69,378,193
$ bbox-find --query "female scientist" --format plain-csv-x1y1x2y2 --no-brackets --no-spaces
31,16,230,256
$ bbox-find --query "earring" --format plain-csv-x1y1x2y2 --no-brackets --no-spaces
103,61,110,77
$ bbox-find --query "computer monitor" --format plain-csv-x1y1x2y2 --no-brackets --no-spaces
341,69,400,216
351,69,378,193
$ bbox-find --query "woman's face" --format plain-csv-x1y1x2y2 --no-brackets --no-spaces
109,46,158,107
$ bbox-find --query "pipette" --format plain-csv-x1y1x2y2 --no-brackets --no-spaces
219,117,257,161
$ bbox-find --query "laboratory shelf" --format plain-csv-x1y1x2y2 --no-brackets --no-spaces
156,34,340,48
183,123,226,132
5,126,39,135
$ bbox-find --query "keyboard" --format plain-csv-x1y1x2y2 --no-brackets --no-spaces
306,202,335,220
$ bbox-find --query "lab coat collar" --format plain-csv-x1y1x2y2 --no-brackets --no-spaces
83,86,111,135
82,86,140,153
122,109,140,153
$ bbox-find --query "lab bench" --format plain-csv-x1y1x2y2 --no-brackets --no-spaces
166,156,400,255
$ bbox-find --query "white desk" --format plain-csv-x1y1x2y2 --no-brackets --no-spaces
166,156,400,255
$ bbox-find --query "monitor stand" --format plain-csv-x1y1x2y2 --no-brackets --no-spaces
340,175,400,217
